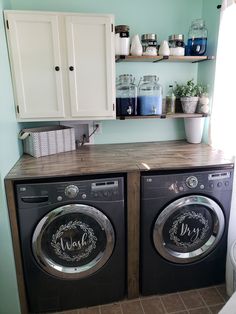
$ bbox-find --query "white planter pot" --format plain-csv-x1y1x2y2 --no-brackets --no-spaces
181,96,199,114
184,117,205,144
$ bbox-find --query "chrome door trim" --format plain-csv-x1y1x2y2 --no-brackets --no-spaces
153,195,225,263
32,204,115,279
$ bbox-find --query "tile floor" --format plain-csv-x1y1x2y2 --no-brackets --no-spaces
48,285,229,314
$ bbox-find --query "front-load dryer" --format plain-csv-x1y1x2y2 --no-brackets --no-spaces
140,167,234,295
15,176,126,313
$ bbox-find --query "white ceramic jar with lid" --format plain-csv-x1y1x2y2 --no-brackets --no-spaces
115,25,130,56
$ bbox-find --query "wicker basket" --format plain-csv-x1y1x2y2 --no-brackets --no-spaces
19,126,76,158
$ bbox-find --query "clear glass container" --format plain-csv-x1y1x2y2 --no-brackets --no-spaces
165,85,176,114
116,74,137,116
138,75,163,115
187,19,208,56
141,34,158,56
168,34,185,56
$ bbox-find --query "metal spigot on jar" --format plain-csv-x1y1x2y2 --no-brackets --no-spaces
138,75,163,116
187,19,208,56
116,74,137,116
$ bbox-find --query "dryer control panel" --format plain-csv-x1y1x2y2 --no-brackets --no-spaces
16,177,124,209
142,168,234,198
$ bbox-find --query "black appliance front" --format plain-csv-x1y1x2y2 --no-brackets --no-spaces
140,167,234,295
15,176,126,313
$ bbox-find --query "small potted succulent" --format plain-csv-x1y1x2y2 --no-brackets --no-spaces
198,85,210,114
174,79,207,114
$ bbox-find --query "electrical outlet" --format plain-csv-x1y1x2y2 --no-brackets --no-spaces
93,122,102,135
60,121,94,145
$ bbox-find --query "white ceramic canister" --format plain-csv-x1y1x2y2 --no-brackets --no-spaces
159,40,170,56
115,25,130,56
184,117,205,144
130,34,143,56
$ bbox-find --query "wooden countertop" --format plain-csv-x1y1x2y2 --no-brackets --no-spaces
6,140,234,180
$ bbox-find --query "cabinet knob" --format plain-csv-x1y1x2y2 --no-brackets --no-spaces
55,66,60,71
69,66,74,71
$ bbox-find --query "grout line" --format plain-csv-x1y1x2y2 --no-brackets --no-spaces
215,285,228,302
98,305,102,314
196,289,212,313
119,302,124,314
159,296,168,313
168,310,190,314
177,292,190,314
139,299,145,314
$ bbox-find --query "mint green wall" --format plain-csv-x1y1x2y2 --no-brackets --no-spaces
10,0,205,144
0,0,21,313
0,1,220,312
198,0,220,142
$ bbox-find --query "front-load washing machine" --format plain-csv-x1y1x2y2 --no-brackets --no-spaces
140,167,234,295
15,175,126,313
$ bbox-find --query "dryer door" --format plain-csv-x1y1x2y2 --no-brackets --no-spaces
153,195,225,263
32,204,115,279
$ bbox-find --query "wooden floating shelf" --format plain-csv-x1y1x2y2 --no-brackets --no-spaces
115,55,215,63
117,113,209,120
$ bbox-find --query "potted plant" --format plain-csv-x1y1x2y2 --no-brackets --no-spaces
174,79,206,114
197,85,210,114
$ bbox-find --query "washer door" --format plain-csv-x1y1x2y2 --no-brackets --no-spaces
32,204,115,279
153,195,225,263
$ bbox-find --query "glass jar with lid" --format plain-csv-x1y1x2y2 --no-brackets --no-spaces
115,25,130,56
168,34,185,56
141,34,158,56
138,75,163,115
187,19,208,56
116,74,137,116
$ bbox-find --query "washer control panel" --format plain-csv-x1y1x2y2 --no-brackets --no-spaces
16,177,124,208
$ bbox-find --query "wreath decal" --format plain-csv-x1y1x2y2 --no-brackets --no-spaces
51,220,97,262
168,211,209,249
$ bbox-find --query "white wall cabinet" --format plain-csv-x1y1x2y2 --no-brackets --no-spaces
5,11,115,121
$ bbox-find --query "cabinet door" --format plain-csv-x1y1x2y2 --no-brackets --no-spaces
5,12,65,119
65,15,115,119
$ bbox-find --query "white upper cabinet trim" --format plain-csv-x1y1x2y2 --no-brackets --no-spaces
4,10,115,121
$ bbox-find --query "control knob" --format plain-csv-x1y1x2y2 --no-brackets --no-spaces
65,185,79,198
186,176,198,188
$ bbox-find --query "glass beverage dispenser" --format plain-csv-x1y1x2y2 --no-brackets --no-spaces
138,75,163,115
187,19,208,56
116,74,137,116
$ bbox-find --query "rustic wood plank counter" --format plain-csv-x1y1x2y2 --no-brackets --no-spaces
4,140,235,314
6,140,234,180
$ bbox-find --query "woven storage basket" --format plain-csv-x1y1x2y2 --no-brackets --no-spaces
19,126,75,158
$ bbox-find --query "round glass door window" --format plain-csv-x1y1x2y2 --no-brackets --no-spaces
153,195,225,263
32,204,115,279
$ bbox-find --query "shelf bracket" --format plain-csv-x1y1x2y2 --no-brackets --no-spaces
192,56,215,63
160,114,166,119
115,55,126,63
153,56,169,63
